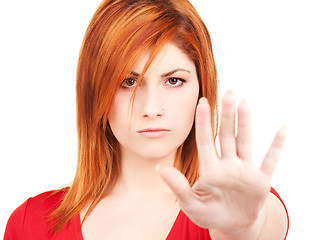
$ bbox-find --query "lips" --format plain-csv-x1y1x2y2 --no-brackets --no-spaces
137,128,170,138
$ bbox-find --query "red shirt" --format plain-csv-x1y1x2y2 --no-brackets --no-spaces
4,188,288,239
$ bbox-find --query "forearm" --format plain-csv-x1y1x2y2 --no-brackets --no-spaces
209,193,288,240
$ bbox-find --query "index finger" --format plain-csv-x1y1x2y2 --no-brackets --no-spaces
195,97,218,169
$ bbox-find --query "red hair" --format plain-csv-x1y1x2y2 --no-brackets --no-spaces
51,0,218,233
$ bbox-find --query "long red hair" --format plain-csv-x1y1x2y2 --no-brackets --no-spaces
51,0,218,233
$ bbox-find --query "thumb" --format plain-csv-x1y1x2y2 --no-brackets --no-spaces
157,165,195,207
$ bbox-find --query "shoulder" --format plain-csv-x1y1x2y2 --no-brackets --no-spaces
26,189,68,213
4,188,69,240
15,189,68,221
270,187,289,239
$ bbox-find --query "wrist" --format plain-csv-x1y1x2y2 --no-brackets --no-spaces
209,203,267,240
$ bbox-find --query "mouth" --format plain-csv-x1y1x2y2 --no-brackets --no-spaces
137,128,170,138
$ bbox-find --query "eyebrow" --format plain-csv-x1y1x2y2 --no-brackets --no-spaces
129,68,191,78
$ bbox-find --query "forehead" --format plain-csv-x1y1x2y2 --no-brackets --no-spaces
132,43,196,76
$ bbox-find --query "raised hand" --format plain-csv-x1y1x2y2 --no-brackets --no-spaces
158,91,286,236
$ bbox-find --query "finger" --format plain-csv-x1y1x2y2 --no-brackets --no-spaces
219,91,237,159
195,97,218,170
157,165,196,208
260,126,287,176
236,99,252,162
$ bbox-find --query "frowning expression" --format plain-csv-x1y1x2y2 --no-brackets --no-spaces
108,43,199,160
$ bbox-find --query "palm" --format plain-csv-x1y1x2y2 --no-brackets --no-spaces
159,91,286,232
190,158,271,231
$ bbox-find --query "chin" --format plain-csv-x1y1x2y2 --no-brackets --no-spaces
133,144,179,161
139,150,177,161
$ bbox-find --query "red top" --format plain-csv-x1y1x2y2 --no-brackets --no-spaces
4,188,288,240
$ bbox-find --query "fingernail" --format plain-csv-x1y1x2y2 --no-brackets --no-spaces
226,90,233,95
278,125,287,139
240,99,247,104
199,97,208,103
239,99,249,108
281,125,287,133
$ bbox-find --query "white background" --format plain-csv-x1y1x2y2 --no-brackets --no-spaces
0,0,314,239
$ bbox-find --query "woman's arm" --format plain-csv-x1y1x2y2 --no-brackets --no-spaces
209,192,288,240
158,91,288,239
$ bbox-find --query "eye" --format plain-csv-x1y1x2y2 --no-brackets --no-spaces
165,77,186,87
121,78,137,88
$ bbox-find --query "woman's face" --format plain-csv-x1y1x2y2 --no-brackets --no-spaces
108,43,199,160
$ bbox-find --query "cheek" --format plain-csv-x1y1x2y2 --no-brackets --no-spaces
181,100,197,127
170,89,199,134
107,95,131,138
181,84,199,120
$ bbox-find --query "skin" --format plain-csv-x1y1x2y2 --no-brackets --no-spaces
81,43,199,240
81,43,288,240
108,43,199,163
159,94,288,239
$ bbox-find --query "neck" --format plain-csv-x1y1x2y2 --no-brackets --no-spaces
113,148,177,197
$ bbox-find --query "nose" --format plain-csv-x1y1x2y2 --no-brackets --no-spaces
142,87,164,118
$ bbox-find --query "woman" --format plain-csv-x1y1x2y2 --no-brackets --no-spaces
4,0,288,239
